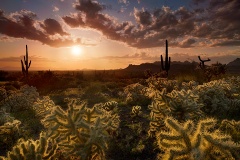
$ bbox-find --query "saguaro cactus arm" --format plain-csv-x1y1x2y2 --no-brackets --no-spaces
198,56,210,69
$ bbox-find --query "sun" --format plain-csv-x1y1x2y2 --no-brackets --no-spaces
71,46,82,56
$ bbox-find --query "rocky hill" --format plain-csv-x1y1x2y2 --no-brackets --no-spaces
227,58,240,74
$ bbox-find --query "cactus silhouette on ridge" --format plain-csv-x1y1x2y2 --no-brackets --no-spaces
21,45,31,79
160,40,171,76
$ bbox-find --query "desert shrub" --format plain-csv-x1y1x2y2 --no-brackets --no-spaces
2,85,39,112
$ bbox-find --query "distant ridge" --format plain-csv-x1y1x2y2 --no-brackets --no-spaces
124,59,240,75
227,58,240,67
124,61,199,75
227,58,240,74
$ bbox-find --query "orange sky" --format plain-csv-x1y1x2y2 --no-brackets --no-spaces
0,0,239,70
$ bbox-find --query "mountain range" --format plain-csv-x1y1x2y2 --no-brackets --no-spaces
124,58,240,75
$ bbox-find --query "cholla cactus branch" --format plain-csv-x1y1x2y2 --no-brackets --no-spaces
157,117,240,160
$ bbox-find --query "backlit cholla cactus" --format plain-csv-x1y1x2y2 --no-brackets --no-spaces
193,79,240,117
3,85,39,112
131,105,142,117
0,86,7,107
148,89,170,136
33,96,55,118
220,119,240,144
101,101,118,111
165,89,204,122
0,110,21,152
180,80,199,91
123,83,150,105
157,117,240,160
0,132,57,160
42,99,120,160
146,77,178,93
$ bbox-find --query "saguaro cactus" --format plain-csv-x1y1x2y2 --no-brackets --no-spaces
21,45,31,78
160,40,171,76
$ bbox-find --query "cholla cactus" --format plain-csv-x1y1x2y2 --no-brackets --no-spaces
181,80,199,91
193,79,240,117
42,99,120,160
102,101,118,111
0,132,57,160
165,89,204,121
148,89,170,136
220,119,240,144
33,96,55,118
3,85,39,112
157,117,240,160
0,86,7,107
131,106,142,117
123,83,150,105
0,110,21,153
146,77,178,93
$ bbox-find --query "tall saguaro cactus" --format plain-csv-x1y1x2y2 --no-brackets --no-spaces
21,45,31,79
160,40,171,76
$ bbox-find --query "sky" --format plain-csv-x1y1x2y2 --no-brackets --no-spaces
0,0,240,70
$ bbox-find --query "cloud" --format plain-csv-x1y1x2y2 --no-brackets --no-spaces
53,6,59,12
0,55,54,62
62,0,240,49
40,18,69,35
0,9,82,47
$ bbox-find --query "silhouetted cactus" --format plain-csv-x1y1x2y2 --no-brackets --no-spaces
161,40,171,76
21,45,31,79
198,56,210,69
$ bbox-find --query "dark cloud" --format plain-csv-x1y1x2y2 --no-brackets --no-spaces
179,38,196,48
211,40,240,47
62,0,240,49
134,8,152,26
40,18,69,35
0,9,80,47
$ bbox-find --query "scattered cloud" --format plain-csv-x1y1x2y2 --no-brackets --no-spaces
0,55,54,62
62,0,240,49
1,0,239,49
0,9,82,47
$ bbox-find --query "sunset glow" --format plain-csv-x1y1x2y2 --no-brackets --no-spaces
71,46,82,56
0,0,239,70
